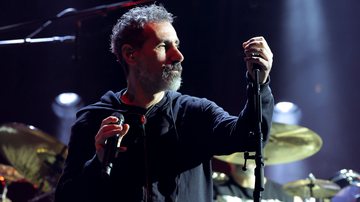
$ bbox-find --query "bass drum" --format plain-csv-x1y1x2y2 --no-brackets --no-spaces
330,169,360,188
6,179,38,202
6,179,54,202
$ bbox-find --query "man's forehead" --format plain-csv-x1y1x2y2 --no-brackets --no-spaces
143,21,179,42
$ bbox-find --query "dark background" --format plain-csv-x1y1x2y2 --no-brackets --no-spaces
1,0,359,185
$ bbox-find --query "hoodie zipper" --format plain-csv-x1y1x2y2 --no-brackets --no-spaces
142,104,159,202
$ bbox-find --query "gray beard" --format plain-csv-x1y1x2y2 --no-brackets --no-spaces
161,62,183,91
162,69,182,91
138,63,183,93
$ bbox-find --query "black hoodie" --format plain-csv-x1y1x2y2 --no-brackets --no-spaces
55,83,273,202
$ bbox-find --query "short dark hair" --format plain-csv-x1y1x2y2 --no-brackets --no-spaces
110,4,175,75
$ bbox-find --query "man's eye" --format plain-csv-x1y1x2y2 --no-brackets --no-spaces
158,44,166,48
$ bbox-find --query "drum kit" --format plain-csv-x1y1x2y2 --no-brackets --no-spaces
214,122,360,202
0,122,359,202
0,122,67,202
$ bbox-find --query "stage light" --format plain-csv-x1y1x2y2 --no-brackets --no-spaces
52,92,83,144
56,92,79,105
52,92,82,118
272,101,302,125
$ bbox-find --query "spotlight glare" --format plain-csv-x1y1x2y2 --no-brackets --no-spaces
51,92,83,144
56,92,80,106
52,92,83,119
275,102,297,113
273,101,302,125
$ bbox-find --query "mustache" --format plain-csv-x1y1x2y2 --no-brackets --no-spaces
164,63,182,72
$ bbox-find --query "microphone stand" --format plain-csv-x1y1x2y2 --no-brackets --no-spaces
0,0,154,47
252,67,265,202
0,35,76,47
0,0,154,34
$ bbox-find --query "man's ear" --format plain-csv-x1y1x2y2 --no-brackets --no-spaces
121,44,136,65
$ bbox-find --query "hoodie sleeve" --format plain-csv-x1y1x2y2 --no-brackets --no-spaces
171,78,273,159
205,78,274,155
54,103,119,202
55,90,140,202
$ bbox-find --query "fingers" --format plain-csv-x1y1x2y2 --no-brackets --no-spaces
243,36,273,62
245,56,271,72
95,116,129,151
242,36,273,83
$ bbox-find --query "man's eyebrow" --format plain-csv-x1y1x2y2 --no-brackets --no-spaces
162,39,180,45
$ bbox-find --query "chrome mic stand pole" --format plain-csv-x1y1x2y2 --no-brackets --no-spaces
252,66,264,202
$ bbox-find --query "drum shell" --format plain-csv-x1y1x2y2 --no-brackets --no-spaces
331,169,360,188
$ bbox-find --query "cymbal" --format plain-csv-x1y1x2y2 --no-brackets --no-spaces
0,122,67,191
0,163,24,182
214,122,323,165
283,178,341,198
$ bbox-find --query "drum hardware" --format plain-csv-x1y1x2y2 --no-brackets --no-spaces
214,122,323,165
331,169,360,202
1,175,6,201
0,122,68,193
212,171,229,184
0,164,24,183
283,173,341,199
330,169,360,188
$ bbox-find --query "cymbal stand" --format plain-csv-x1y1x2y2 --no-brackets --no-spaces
303,181,315,202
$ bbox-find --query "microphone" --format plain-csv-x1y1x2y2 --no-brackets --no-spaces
102,112,125,177
250,52,262,72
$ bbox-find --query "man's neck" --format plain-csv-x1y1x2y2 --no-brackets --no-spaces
121,88,165,109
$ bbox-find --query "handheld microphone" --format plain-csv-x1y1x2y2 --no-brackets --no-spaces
102,112,125,178
250,52,262,73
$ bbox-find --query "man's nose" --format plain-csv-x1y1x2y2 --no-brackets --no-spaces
171,47,184,63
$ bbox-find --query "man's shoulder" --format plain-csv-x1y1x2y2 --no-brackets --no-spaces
167,90,214,107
